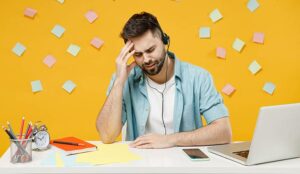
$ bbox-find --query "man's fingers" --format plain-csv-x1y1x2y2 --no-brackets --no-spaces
124,49,135,63
135,144,153,149
121,43,134,60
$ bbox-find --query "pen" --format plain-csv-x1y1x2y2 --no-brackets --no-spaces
19,117,25,139
53,140,85,146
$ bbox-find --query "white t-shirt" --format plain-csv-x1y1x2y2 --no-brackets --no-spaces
144,75,176,135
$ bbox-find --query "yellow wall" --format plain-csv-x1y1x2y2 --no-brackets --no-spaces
1,0,300,156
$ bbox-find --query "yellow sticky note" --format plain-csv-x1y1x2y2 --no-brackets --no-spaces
55,152,64,167
76,143,141,165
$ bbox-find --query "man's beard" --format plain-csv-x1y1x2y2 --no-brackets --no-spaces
140,51,166,76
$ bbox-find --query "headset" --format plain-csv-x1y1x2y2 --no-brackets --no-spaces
145,21,173,135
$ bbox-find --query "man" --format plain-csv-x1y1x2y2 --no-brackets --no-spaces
96,12,232,149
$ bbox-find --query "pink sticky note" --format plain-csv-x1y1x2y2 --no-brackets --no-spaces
24,7,37,18
216,47,226,59
253,32,264,44
43,55,56,68
85,10,98,23
222,84,236,96
90,37,104,49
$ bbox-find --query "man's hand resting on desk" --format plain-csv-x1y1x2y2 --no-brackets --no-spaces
129,133,175,149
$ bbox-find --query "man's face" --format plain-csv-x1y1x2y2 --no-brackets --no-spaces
129,30,166,76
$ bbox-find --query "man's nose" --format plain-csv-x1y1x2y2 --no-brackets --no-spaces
143,53,151,63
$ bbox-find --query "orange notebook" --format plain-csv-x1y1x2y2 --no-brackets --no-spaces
50,137,97,155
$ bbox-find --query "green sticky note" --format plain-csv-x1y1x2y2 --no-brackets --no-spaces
31,80,43,93
199,27,210,38
67,44,81,56
51,24,65,38
12,42,26,56
62,80,76,93
247,0,259,12
263,82,276,95
209,9,223,23
232,38,245,52
248,60,262,74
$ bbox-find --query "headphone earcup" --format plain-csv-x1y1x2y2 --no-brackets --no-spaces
162,33,169,45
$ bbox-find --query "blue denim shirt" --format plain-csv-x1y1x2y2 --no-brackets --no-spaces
106,55,229,141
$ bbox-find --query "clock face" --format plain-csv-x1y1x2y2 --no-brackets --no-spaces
35,131,50,150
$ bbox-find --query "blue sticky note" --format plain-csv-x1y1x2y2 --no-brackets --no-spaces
67,44,81,56
232,38,245,52
62,80,76,93
247,0,260,12
248,60,262,74
31,80,43,93
263,82,276,95
12,42,26,56
209,9,223,23
199,27,210,38
51,24,65,38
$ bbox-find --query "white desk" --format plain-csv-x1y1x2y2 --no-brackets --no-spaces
0,141,299,174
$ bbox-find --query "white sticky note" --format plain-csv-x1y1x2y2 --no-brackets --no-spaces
62,80,76,93
12,42,26,57
43,55,56,68
216,47,226,59
31,80,43,93
247,0,260,12
57,0,64,4
199,27,210,39
263,82,276,95
85,10,98,23
51,24,65,38
232,38,245,52
90,37,104,49
67,44,81,57
253,32,264,44
24,7,37,18
222,84,236,96
209,9,223,23
248,60,262,75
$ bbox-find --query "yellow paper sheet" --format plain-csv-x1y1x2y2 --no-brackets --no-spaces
76,143,141,165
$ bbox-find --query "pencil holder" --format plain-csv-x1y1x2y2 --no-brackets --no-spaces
10,136,33,163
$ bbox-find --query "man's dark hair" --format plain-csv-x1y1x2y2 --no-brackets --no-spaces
120,12,163,43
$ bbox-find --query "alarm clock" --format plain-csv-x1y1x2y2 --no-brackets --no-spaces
32,121,51,151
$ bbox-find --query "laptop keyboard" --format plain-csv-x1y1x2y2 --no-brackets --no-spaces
233,150,249,158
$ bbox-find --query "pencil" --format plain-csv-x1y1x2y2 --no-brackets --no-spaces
6,121,16,137
19,117,25,139
53,140,85,146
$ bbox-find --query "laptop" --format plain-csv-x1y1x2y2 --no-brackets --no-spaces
208,103,300,165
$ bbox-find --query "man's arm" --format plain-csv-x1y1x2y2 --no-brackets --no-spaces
130,117,232,148
96,41,136,144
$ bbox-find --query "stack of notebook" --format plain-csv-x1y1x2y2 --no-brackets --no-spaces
50,137,97,155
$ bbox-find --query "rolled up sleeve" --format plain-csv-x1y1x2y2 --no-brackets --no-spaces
199,72,229,124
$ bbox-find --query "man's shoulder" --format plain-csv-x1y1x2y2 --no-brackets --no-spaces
178,59,210,78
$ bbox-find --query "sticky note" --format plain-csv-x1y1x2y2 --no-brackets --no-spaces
90,37,104,49
62,80,76,93
57,0,64,4
232,38,245,52
85,10,98,23
248,60,262,74
76,144,141,165
247,0,260,12
209,9,223,23
31,80,43,93
12,42,26,57
253,32,264,44
222,84,236,96
51,24,65,38
199,27,210,39
43,55,56,68
263,82,276,95
216,47,226,59
24,7,37,18
67,44,81,56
